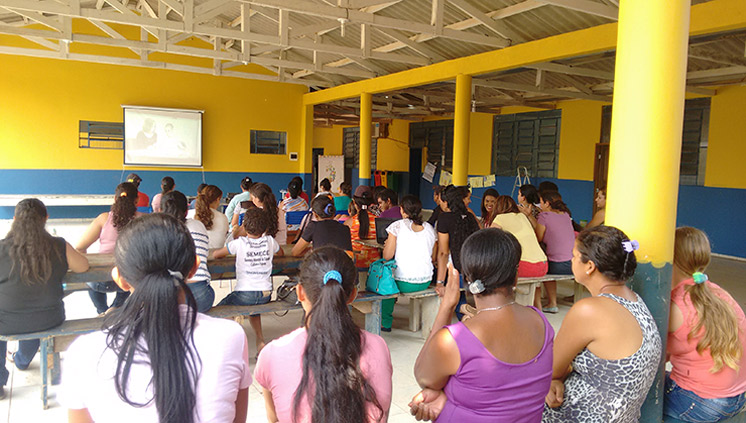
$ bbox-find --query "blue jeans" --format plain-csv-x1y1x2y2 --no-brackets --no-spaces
454,274,468,321
664,374,746,422
187,281,215,313
87,282,130,314
218,290,271,315
548,260,573,275
0,339,40,386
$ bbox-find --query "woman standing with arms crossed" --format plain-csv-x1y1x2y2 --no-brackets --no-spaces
61,214,250,422
254,247,392,423
664,227,746,422
0,199,89,398
76,182,142,314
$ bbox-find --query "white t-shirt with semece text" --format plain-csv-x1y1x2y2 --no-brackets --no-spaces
227,235,280,291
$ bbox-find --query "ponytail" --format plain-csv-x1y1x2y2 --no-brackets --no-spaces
249,183,280,237
160,177,175,195
442,186,480,270
540,191,572,215
195,185,222,230
112,182,139,230
353,197,372,238
107,214,200,423
294,247,383,423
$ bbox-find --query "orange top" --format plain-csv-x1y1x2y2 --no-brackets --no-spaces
350,212,380,268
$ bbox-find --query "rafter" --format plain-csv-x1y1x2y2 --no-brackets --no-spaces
449,0,521,43
471,79,612,102
687,65,746,80
3,8,63,31
527,62,614,79
534,0,618,20
375,27,444,61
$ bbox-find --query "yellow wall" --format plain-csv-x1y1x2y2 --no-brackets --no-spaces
0,54,308,173
313,125,348,156
377,120,410,172
706,85,746,189
468,112,494,175
556,100,604,181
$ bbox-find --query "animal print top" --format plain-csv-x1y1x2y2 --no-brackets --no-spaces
542,293,662,423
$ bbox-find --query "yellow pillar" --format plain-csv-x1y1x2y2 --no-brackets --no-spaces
299,104,314,175
452,74,471,186
359,92,372,185
606,0,690,420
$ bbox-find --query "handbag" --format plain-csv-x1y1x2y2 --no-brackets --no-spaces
276,278,299,305
366,259,399,295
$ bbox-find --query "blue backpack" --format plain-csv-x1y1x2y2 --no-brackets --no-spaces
366,259,399,295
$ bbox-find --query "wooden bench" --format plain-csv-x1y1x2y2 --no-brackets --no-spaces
402,274,576,339
0,291,395,409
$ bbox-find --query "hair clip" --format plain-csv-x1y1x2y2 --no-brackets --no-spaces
325,204,334,214
692,272,708,284
120,192,128,197
622,240,640,253
323,270,342,285
361,205,367,210
168,269,184,287
468,279,486,295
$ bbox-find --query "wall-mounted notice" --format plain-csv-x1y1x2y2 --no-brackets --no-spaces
423,162,436,183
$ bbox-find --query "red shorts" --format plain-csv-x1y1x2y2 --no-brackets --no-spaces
518,261,548,278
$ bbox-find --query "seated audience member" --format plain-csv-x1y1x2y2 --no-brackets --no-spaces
225,176,253,227
214,207,283,353
0,199,88,399
664,227,746,422
251,182,287,245
125,173,149,208
286,176,310,204
538,181,559,197
254,247,392,423
151,176,174,213
586,187,606,229
517,184,541,220
377,188,403,219
345,185,381,268
189,183,207,209
160,191,214,313
280,178,309,214
315,178,333,199
380,195,437,332
334,181,353,215
526,191,575,313
188,185,229,249
370,185,386,217
410,228,553,422
543,226,661,422
479,188,499,229
427,185,445,227
491,195,548,278
61,214,250,423
76,182,141,314
291,196,352,257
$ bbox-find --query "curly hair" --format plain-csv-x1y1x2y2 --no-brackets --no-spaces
195,185,222,230
112,182,139,230
5,198,61,285
249,183,279,237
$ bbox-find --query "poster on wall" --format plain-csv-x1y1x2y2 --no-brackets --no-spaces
318,155,345,193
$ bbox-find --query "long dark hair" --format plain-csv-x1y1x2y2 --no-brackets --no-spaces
294,247,383,423
400,195,423,225
160,191,188,222
195,185,222,230
288,179,302,199
461,228,522,297
441,185,480,272
540,191,572,215
160,177,175,194
480,188,499,227
519,184,540,204
106,214,200,423
112,182,139,230
249,183,279,237
5,198,60,285
576,225,637,282
353,192,374,238
311,195,335,219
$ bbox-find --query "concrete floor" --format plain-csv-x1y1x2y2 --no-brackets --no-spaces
0,219,744,422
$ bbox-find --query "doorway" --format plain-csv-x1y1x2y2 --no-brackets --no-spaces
593,143,610,214
312,148,324,195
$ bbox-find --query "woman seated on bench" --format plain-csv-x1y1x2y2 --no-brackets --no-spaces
491,195,548,279
664,227,746,422
76,182,142,314
543,226,661,422
291,195,352,257
255,247,392,423
0,199,89,399
410,228,553,422
61,214,250,423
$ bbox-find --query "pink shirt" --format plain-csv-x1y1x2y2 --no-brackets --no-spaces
537,212,574,262
669,278,746,398
255,327,393,423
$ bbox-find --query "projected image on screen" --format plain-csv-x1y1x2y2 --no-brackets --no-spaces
124,106,202,167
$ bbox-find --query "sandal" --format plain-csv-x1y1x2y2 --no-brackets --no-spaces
542,306,559,314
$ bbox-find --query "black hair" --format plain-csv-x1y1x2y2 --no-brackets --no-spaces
160,191,188,222
352,190,374,238
540,191,572,215
400,195,423,225
112,182,139,230
160,177,175,194
291,176,304,188
461,228,522,297
372,185,386,200
243,206,271,237
519,184,540,204
249,183,280,237
126,173,142,187
376,188,398,206
480,188,500,226
433,185,444,196
294,247,384,423
576,225,637,282
441,185,480,272
319,178,332,192
240,176,253,191
5,198,60,285
311,195,336,219
538,181,559,195
107,213,200,423
288,179,303,199
340,181,352,197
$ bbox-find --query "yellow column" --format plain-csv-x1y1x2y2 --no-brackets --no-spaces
298,104,314,175
359,92,372,185
606,0,690,421
453,74,471,186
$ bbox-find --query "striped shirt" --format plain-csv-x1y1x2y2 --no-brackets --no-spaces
186,219,211,283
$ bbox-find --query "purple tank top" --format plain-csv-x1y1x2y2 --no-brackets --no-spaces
437,307,554,423
98,212,118,254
